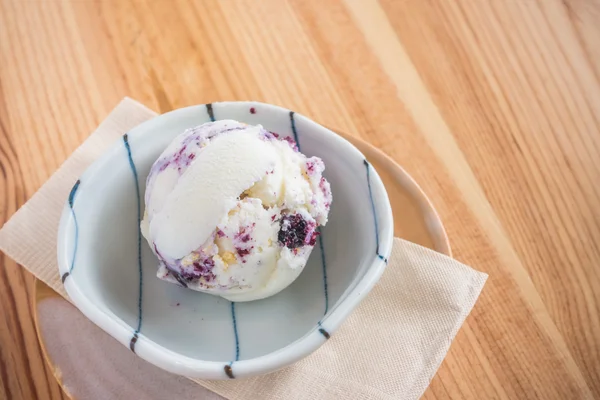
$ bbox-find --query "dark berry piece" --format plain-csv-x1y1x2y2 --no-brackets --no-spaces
178,258,216,283
235,225,254,243
307,228,319,246
236,247,252,258
278,213,318,249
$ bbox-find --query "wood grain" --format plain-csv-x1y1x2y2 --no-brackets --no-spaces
0,0,599,399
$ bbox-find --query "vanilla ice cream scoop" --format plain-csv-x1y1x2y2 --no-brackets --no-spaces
141,120,332,302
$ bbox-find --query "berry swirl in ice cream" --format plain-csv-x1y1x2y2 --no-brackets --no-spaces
140,120,332,302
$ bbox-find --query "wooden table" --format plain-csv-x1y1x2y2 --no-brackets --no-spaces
1,0,599,398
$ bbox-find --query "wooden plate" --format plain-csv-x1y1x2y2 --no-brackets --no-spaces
34,134,451,399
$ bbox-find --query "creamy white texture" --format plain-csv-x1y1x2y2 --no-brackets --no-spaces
149,129,278,259
142,119,332,302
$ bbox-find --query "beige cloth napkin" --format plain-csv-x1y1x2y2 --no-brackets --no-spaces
0,98,487,400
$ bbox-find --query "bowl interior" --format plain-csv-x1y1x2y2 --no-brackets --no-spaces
58,102,392,367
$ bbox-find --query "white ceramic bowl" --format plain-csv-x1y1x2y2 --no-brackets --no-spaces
57,101,393,380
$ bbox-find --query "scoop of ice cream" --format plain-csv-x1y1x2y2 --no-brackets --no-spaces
141,120,331,302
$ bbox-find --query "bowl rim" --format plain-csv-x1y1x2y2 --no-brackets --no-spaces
56,101,394,379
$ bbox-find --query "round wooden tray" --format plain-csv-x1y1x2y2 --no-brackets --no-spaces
34,134,451,399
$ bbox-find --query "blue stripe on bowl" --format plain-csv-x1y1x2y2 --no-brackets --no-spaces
364,160,389,264
289,111,331,339
223,110,333,377
206,103,215,122
318,324,331,339
203,105,242,371
205,106,242,377
123,134,145,352
224,364,235,379
224,301,240,378
318,230,329,315
289,111,300,150
208,103,241,377
231,302,240,361
61,179,81,283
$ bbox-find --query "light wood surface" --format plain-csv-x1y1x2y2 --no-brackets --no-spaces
0,0,599,399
